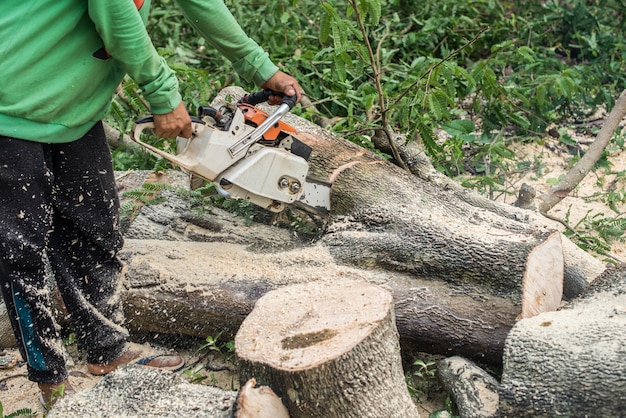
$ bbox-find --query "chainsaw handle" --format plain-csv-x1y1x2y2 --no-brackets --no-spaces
131,115,204,160
132,115,204,139
241,89,297,110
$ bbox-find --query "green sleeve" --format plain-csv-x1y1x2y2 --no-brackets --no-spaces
175,0,279,86
88,0,182,114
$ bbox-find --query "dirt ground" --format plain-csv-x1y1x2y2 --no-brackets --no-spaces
0,129,623,416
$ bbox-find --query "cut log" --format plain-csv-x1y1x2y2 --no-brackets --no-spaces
499,264,626,417
437,356,499,418
235,280,419,418
120,238,517,365
48,365,238,417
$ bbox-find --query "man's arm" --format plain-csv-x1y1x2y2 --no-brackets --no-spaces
175,0,301,101
88,0,192,138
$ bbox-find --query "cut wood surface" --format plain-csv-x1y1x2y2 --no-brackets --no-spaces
519,231,563,319
235,280,419,418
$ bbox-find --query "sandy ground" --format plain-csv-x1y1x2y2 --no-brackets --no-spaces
497,133,625,262
0,131,623,416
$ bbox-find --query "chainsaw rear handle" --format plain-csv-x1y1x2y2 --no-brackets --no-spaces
240,89,297,110
131,115,204,162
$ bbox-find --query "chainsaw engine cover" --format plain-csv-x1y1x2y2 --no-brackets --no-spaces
218,144,308,207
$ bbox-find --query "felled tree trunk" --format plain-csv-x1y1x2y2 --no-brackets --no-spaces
121,236,515,365
499,264,626,417
115,86,606,366
235,280,419,418
212,87,603,297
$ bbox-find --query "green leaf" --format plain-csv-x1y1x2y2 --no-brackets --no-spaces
509,111,530,129
442,119,476,138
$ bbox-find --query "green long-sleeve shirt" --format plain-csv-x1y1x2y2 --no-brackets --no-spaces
0,0,278,143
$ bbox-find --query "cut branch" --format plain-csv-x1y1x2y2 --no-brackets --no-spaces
538,89,626,213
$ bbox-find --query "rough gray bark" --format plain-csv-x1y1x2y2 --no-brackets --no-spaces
235,280,419,418
119,235,516,366
47,365,237,417
499,264,626,417
437,356,499,418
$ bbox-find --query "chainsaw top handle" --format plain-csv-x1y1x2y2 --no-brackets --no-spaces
240,89,297,110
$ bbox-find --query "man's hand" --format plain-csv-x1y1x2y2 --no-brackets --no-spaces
261,71,302,105
153,102,193,139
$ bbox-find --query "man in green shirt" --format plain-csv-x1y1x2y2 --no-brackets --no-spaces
0,0,301,408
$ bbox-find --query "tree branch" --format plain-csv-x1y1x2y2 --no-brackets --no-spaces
538,89,626,213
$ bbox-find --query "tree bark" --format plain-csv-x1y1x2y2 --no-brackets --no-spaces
499,264,626,417
120,236,516,366
112,86,606,367
437,356,499,418
235,280,419,418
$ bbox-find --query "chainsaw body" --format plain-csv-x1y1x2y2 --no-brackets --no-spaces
132,92,330,214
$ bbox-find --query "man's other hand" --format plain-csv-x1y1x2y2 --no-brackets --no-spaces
261,71,302,105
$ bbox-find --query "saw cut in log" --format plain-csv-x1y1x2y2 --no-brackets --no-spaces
235,279,419,418
519,231,564,319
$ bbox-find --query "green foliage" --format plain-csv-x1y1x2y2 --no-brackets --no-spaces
196,332,235,358
186,183,256,226
565,208,626,264
406,357,438,399
106,0,626,259
120,182,172,225
183,332,235,383
0,402,37,418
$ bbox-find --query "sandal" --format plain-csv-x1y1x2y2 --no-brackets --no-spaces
135,353,185,372
88,346,184,376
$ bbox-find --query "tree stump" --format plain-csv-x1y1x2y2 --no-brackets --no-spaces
235,279,419,418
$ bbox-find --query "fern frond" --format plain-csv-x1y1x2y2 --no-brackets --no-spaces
140,182,172,192
4,407,37,418
359,0,381,25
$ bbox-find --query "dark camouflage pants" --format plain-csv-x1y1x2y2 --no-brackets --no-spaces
0,122,129,384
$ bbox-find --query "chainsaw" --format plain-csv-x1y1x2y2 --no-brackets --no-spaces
131,90,331,216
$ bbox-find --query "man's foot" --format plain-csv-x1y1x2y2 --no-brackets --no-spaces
38,379,76,410
87,348,184,376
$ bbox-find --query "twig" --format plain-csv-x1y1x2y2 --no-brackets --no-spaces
348,0,408,171
390,26,490,109
0,372,28,384
538,89,626,213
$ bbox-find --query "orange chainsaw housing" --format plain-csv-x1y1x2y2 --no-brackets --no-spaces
239,103,297,141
